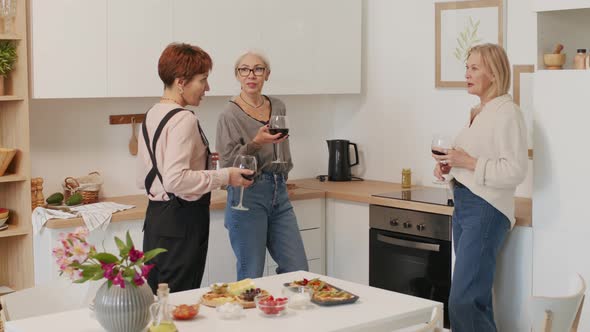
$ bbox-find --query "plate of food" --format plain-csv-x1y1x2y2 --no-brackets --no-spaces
201,279,269,309
285,278,359,306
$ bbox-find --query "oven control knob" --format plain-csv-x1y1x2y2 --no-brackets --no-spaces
389,218,399,226
417,224,426,231
403,222,412,228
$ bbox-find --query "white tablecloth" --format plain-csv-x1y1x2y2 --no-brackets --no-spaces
5,271,442,332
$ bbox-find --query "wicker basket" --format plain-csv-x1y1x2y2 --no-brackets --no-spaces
62,171,103,204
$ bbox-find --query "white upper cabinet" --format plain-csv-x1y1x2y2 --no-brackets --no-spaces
172,0,263,96
107,0,173,97
534,0,590,12
30,0,361,98
31,0,107,98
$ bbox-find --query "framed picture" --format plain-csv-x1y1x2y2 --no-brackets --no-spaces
513,64,535,160
435,0,504,88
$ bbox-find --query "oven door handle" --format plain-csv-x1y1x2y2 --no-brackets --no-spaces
377,234,440,252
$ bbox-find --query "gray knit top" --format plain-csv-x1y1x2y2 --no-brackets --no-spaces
215,95,293,176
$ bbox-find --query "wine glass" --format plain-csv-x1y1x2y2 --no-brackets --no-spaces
0,0,17,35
431,134,453,184
231,155,257,211
269,115,289,164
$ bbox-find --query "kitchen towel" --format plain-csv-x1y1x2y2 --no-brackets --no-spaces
69,202,135,231
32,202,135,233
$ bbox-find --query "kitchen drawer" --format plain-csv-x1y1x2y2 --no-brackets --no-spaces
293,198,324,230
266,228,322,267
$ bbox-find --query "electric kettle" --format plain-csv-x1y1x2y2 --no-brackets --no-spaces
326,139,359,181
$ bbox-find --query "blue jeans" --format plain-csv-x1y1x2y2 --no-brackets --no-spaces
225,172,308,280
449,183,510,332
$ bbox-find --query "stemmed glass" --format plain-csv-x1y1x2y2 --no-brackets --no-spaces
269,115,289,164
431,134,453,184
231,155,257,211
0,0,17,35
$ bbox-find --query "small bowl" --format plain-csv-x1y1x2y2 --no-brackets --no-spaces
172,304,199,320
282,286,313,310
0,217,8,227
544,53,566,69
0,208,9,219
216,302,243,320
255,294,288,317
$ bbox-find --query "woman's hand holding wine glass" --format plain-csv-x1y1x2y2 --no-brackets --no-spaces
228,167,254,188
252,125,288,145
431,134,453,184
231,155,257,211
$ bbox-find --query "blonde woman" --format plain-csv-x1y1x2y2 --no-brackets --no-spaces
216,51,308,280
432,43,528,331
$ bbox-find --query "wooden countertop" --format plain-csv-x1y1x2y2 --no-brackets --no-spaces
44,187,325,229
44,178,532,229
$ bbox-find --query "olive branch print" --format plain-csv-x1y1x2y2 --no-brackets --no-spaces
454,16,482,62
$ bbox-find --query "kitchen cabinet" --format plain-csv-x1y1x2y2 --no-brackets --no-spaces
30,0,107,98
533,0,590,12
107,0,173,97
0,0,34,292
34,198,326,286
30,0,360,98
325,199,370,285
493,227,533,332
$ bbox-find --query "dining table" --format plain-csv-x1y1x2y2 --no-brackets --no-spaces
5,271,442,332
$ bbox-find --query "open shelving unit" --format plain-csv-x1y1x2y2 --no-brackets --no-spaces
0,0,33,291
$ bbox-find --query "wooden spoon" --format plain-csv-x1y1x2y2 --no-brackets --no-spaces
128,118,138,156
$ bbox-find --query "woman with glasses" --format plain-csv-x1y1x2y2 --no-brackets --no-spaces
216,50,308,279
138,43,253,293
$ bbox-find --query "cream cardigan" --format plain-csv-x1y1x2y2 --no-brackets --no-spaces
450,94,528,227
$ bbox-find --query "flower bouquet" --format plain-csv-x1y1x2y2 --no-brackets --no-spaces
52,227,166,288
53,227,166,332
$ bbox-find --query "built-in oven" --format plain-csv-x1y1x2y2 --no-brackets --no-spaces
369,204,452,328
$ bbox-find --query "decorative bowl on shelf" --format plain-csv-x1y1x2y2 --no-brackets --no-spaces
0,207,8,219
0,217,8,227
543,53,566,70
0,147,16,176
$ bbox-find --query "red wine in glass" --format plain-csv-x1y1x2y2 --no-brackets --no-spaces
431,149,447,156
268,128,289,138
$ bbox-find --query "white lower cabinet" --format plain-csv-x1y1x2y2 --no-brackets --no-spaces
325,199,370,285
206,198,326,284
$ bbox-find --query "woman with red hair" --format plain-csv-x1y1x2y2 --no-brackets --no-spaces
138,43,253,293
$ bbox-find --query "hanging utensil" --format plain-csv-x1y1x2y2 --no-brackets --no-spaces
128,117,138,156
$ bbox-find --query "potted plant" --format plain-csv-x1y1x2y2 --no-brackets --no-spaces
0,40,17,95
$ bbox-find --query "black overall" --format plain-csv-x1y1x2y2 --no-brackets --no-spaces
141,108,212,294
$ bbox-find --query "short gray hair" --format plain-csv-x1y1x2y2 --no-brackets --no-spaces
234,50,271,74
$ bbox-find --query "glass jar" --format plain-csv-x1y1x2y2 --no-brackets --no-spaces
574,49,586,69
401,168,411,189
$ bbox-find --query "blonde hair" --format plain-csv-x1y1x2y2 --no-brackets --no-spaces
467,43,511,100
234,50,271,76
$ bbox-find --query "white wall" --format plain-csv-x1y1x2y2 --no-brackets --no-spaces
330,0,535,197
30,95,344,197
30,0,535,198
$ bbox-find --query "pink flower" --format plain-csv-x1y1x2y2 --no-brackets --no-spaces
113,270,125,288
101,263,116,280
141,264,155,278
133,273,145,287
70,239,91,263
128,246,144,263
73,227,89,238
52,247,65,260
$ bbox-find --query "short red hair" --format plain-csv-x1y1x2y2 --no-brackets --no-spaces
158,43,213,87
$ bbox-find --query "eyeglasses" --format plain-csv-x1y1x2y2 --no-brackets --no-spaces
237,67,266,77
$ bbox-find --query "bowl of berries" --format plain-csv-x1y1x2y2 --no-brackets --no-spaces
254,294,288,317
